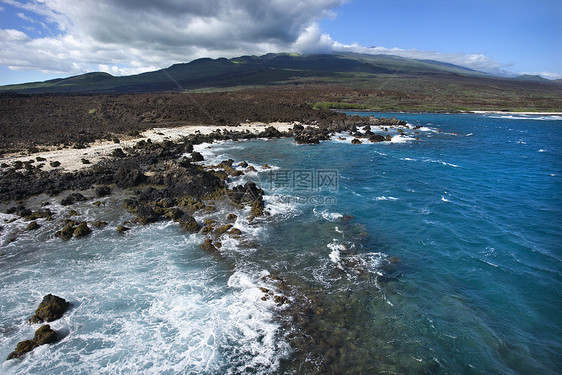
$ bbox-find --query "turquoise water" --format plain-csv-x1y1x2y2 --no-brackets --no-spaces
1,113,561,374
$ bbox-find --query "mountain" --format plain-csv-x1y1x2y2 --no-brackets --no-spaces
0,53,500,94
514,74,550,82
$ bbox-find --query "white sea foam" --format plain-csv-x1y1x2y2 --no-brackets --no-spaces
538,149,547,153
416,126,439,133
488,115,562,121
262,195,303,220
313,208,343,222
331,133,354,143
441,196,450,203
327,240,345,270
375,196,399,201
422,158,460,168
390,134,417,143
0,222,289,375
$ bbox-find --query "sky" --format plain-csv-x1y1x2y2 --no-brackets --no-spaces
0,0,561,85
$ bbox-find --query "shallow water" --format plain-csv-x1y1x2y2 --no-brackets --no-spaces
1,113,561,374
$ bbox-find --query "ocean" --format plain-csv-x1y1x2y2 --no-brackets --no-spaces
1,113,560,374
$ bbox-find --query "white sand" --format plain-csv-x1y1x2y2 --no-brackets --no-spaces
470,111,562,115
1,122,297,173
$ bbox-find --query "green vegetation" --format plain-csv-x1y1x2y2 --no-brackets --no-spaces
312,102,370,110
1,53,560,112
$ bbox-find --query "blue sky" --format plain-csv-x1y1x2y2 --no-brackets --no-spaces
0,0,561,85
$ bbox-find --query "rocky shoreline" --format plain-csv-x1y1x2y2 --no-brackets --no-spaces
1,115,405,370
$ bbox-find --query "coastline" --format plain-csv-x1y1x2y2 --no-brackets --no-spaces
2,111,560,373
469,110,562,115
1,122,295,173
0,113,412,372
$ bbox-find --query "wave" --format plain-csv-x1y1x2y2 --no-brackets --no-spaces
262,194,303,220
375,196,399,201
327,239,345,269
313,208,343,222
487,115,562,121
390,135,417,143
422,158,460,168
416,126,439,133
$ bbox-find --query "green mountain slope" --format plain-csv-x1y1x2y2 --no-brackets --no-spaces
1,53,560,113
0,53,502,94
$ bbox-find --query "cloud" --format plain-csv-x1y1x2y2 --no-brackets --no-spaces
16,11,34,22
0,28,29,42
331,42,513,75
1,0,347,75
1,0,558,80
520,71,562,80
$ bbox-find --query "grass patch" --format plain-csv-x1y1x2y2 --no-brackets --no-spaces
313,102,370,110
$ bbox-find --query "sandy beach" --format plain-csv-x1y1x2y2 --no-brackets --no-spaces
470,111,562,115
1,122,296,173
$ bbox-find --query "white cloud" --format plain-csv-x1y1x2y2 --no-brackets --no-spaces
292,24,334,54
331,42,513,75
519,71,562,80
1,0,558,80
0,0,347,76
16,11,34,22
0,28,30,42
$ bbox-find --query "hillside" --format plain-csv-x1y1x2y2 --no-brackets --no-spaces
1,53,490,94
0,53,561,112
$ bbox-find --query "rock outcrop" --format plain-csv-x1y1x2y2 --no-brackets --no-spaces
7,325,58,360
29,294,70,324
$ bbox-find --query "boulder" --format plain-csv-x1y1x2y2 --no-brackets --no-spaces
7,340,36,360
165,207,184,220
92,221,108,228
368,134,386,143
351,138,362,145
110,148,126,158
7,325,59,359
73,222,92,237
116,225,129,233
55,224,75,240
29,294,69,324
214,224,233,236
114,168,146,188
228,181,264,205
200,238,218,253
94,186,111,198
134,205,159,225
249,199,265,220
258,126,283,138
61,192,87,206
27,209,52,221
33,324,58,345
178,214,200,232
26,221,41,231
190,151,204,162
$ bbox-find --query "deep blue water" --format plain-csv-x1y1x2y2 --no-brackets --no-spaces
1,113,561,374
